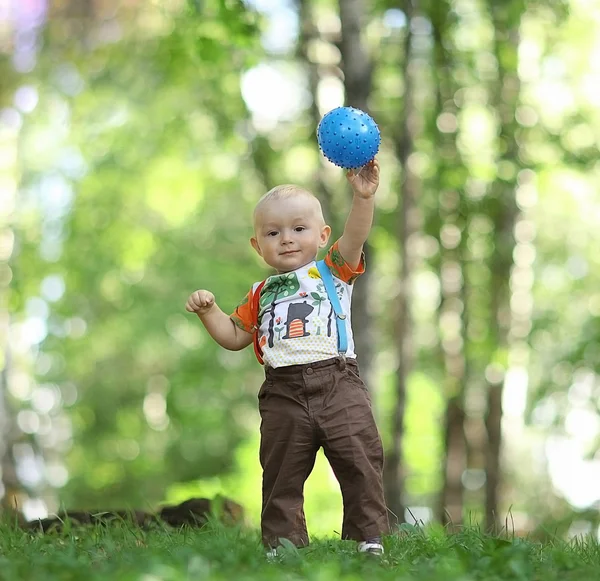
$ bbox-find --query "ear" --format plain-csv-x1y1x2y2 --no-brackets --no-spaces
250,236,263,256
319,225,332,248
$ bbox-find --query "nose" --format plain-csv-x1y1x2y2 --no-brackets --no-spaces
280,230,294,244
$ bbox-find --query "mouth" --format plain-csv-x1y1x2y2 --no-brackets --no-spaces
280,250,300,256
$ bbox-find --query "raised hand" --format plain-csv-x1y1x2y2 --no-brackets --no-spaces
346,158,380,199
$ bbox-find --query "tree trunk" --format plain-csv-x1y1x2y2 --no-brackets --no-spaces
484,0,523,531
439,397,466,525
429,0,470,527
337,0,375,382
296,0,341,235
0,335,21,513
383,0,421,525
437,254,469,529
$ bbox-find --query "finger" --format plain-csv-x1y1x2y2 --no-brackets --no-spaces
199,297,212,308
192,296,204,307
366,162,378,176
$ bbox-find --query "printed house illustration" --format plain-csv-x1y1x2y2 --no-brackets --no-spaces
283,302,314,339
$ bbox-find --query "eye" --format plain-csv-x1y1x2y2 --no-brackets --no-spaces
267,231,278,237
294,226,306,232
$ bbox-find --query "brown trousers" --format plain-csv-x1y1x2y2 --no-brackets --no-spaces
258,356,389,548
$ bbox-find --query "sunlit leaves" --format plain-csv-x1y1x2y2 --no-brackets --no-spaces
8,1,264,510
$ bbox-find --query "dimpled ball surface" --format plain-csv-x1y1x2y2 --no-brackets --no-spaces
317,106,380,169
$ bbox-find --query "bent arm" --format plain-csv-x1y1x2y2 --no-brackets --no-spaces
198,304,254,351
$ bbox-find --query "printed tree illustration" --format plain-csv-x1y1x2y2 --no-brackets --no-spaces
312,316,323,336
316,280,346,338
314,280,332,337
329,281,345,337
311,292,326,315
260,273,300,348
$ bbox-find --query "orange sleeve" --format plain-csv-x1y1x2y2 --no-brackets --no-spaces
230,288,256,333
325,239,366,285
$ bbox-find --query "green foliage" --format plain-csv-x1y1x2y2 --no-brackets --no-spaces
5,0,600,538
9,3,266,509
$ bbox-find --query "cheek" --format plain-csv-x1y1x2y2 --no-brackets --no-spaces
263,239,278,251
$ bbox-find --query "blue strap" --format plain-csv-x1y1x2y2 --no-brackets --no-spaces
316,259,348,355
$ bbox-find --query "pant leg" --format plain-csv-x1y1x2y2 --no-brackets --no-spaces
259,374,318,548
317,362,390,541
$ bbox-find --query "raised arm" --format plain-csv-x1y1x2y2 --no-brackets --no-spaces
337,158,380,270
185,290,253,351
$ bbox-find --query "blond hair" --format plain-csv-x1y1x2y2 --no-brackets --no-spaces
254,184,325,226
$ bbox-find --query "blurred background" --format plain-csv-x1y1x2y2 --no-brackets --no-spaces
2,0,600,540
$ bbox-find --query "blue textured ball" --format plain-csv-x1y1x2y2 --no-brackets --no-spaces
317,106,380,169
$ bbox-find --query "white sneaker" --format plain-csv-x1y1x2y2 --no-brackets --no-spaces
357,538,384,556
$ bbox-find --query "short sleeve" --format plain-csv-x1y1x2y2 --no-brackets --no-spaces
230,289,256,333
325,239,366,285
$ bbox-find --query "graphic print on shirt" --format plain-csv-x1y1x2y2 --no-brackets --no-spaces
282,302,313,339
259,272,300,348
257,266,348,348
307,265,334,337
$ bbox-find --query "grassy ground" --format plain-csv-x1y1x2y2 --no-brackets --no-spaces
1,519,600,581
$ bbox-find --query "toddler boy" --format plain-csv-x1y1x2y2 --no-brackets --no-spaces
185,159,389,555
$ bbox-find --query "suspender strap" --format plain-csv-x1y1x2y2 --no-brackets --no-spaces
251,280,266,365
316,259,348,355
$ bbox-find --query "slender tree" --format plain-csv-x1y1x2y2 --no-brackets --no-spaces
296,0,343,235
383,0,423,525
337,0,376,381
428,0,470,527
0,341,20,512
483,0,525,531
0,35,21,514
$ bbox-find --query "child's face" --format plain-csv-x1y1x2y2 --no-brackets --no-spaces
251,195,331,273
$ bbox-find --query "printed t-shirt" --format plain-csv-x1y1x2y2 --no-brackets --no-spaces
230,240,365,368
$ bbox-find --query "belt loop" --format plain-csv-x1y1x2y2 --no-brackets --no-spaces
338,354,346,371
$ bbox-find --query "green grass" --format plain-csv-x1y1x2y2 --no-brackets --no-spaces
2,519,600,580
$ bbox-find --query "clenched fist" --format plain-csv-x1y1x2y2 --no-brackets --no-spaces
185,290,215,315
